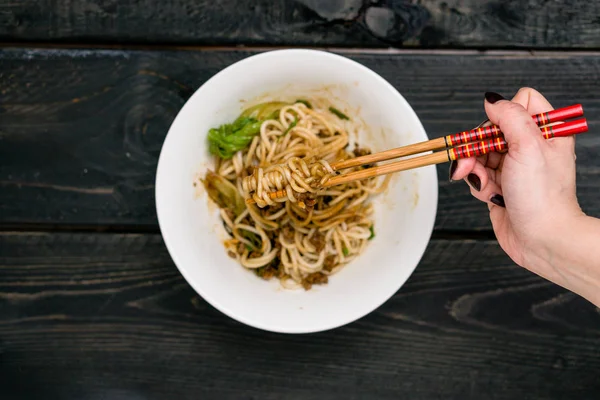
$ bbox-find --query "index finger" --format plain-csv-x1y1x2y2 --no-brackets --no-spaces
511,87,574,155
511,87,554,114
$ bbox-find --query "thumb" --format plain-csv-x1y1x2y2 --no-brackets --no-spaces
483,92,545,153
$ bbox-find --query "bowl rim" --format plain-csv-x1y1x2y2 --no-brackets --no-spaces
155,48,438,334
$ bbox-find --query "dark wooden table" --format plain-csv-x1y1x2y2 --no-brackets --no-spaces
2,1,600,399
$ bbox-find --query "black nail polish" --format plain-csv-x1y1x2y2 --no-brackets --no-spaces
490,194,505,208
467,174,481,191
485,92,505,104
448,160,457,181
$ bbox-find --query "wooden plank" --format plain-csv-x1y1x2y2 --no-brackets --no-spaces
1,1,600,48
1,48,600,230
1,232,599,399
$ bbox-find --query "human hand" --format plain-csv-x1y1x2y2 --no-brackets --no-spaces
450,88,585,288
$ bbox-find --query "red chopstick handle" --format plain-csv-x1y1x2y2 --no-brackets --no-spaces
448,136,507,160
445,125,501,147
448,118,588,161
444,104,584,147
541,118,588,138
535,104,583,127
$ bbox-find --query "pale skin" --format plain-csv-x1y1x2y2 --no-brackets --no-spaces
451,88,600,308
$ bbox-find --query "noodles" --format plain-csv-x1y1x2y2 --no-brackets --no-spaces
241,156,334,209
202,99,389,290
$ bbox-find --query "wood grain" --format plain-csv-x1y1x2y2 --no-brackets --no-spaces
1,232,599,400
1,48,600,230
1,1,600,48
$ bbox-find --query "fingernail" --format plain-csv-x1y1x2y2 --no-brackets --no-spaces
448,160,457,181
467,174,481,191
490,194,505,208
485,92,505,104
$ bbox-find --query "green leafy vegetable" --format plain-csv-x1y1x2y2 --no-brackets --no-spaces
296,99,312,109
342,246,349,256
368,226,375,240
240,230,262,250
207,117,262,159
202,170,246,217
329,107,350,120
283,118,298,135
239,101,288,120
208,102,290,159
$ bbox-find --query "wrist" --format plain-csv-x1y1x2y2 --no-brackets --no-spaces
540,212,588,264
522,209,582,265
532,214,600,307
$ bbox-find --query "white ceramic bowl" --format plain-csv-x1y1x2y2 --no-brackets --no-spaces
156,49,438,333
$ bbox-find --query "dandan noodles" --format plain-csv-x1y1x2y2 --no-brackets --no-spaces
201,98,390,290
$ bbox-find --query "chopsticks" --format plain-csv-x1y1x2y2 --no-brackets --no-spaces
330,104,583,171
249,104,587,203
323,117,588,188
